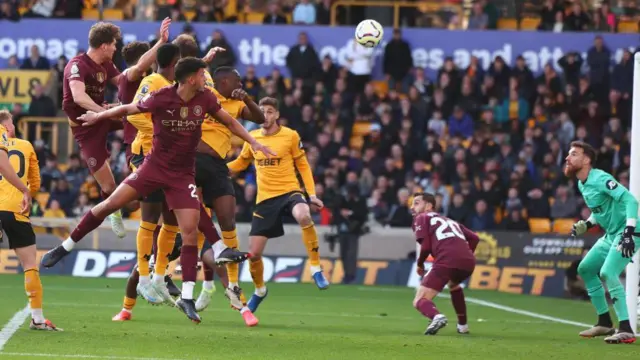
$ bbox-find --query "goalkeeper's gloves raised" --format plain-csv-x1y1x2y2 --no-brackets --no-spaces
571,220,594,237
617,226,636,258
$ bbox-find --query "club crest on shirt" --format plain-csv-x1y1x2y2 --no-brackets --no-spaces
194,105,202,117
96,72,105,83
1,132,8,147
140,84,149,94
180,107,189,119
606,180,618,190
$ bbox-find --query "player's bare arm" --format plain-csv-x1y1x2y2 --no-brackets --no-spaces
211,108,276,157
202,47,226,63
69,81,107,113
79,103,141,126
232,89,265,124
125,18,171,82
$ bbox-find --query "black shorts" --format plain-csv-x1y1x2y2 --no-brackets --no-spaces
0,211,36,249
250,191,307,239
130,154,164,203
195,153,235,208
168,233,212,261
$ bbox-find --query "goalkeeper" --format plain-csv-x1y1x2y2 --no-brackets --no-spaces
566,141,639,344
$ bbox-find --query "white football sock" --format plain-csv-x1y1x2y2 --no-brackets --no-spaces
203,281,214,291
61,238,75,252
182,281,195,300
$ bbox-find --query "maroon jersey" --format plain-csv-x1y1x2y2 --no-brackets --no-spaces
117,69,143,145
136,84,222,173
413,212,479,269
63,54,121,124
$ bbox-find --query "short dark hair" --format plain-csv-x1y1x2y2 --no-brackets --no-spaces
259,97,279,110
122,41,150,67
88,22,122,49
174,57,207,83
173,34,199,58
213,66,238,81
413,192,436,208
156,43,180,69
570,140,597,163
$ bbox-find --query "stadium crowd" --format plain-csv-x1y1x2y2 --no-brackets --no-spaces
0,21,634,233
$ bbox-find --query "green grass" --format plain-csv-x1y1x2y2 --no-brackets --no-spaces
0,274,637,360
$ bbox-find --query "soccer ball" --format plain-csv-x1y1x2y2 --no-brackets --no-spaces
355,19,384,48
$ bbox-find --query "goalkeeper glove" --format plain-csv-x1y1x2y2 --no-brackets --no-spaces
617,226,636,258
571,220,594,237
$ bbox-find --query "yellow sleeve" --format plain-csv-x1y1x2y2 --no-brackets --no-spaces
291,130,315,196
227,142,253,173
127,78,155,133
27,144,40,195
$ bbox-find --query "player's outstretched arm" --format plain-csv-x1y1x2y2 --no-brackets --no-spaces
211,108,275,157
232,89,265,124
78,103,141,126
226,142,253,174
126,18,171,82
460,224,480,252
69,81,106,113
27,143,40,195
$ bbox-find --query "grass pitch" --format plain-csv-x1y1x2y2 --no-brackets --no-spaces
0,274,637,359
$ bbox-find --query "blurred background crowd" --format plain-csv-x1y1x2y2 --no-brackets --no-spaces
0,0,637,237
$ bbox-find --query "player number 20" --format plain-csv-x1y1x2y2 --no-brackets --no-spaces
0,150,25,181
430,217,466,241
188,184,197,198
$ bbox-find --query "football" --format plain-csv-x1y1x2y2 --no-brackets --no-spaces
355,19,384,48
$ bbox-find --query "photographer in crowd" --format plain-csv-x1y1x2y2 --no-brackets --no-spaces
332,183,368,284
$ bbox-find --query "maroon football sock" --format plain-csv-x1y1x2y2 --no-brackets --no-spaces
203,262,214,281
70,210,106,243
197,207,220,243
416,298,440,320
181,245,198,283
450,287,467,325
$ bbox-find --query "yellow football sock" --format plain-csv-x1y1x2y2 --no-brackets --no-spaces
123,296,136,311
137,221,157,277
154,224,179,276
250,258,265,289
24,268,43,310
301,223,321,267
222,229,239,284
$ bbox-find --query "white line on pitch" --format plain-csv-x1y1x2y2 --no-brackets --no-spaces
0,352,181,360
0,305,29,351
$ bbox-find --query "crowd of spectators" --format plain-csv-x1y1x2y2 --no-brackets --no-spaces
1,0,638,33
0,11,635,233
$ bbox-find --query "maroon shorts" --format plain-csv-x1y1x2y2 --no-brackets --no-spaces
71,120,122,174
422,265,475,292
123,160,200,210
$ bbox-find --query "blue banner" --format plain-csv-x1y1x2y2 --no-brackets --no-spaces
1,20,638,78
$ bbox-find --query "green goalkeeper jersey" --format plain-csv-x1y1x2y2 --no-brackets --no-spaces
577,168,637,235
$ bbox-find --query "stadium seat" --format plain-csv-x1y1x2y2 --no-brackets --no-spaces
618,20,639,33
349,136,364,149
548,197,555,206
184,10,196,21
245,12,265,24
529,218,551,233
371,81,388,97
552,218,574,234
18,7,28,14
225,0,237,18
444,185,453,196
35,192,50,209
352,122,373,136
494,207,503,224
498,18,518,30
520,17,540,30
82,8,124,20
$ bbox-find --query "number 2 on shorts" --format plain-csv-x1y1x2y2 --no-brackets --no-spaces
188,184,197,198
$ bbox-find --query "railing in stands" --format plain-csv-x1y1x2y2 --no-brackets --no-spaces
19,117,74,159
330,1,464,28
